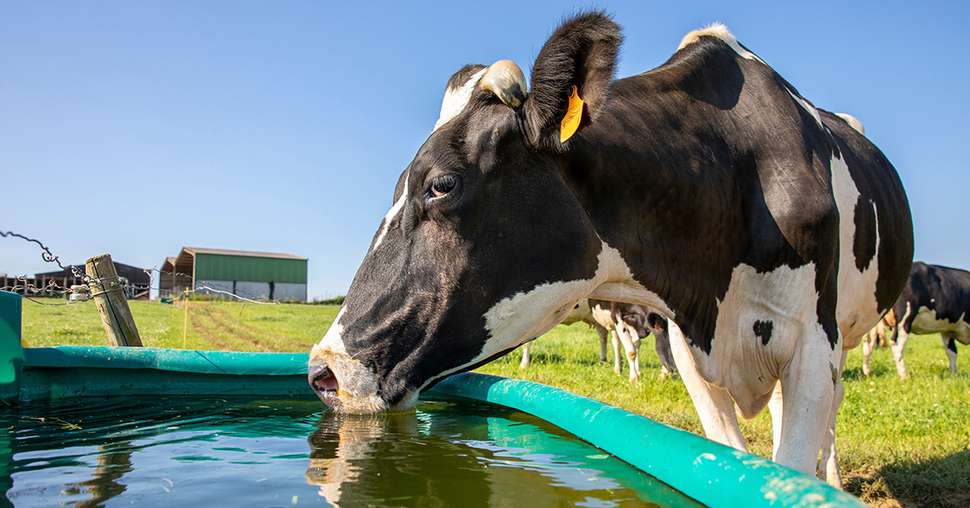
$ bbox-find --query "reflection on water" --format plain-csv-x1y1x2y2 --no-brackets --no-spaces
0,396,696,507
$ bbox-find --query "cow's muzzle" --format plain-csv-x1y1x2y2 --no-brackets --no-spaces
307,347,386,414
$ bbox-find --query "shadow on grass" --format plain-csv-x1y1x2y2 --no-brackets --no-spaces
846,450,970,507
842,364,895,381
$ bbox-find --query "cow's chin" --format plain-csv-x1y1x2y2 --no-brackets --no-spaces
315,388,420,415
316,391,387,415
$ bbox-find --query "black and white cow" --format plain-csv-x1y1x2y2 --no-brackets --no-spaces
520,299,677,380
309,13,913,482
886,262,970,377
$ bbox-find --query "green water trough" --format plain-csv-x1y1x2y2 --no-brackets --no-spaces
0,290,861,507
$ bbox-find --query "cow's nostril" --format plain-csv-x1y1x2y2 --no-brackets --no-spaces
308,364,339,394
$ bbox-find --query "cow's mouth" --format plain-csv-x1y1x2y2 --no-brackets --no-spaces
308,364,341,408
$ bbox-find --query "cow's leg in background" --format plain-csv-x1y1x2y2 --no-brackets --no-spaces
614,321,641,382
655,328,676,379
943,334,958,374
611,331,623,375
774,328,837,477
861,330,876,376
519,343,531,370
668,321,748,450
596,324,609,363
891,304,913,379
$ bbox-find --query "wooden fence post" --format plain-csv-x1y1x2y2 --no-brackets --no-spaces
86,254,143,347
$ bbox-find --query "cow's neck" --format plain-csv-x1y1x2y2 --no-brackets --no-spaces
560,112,737,339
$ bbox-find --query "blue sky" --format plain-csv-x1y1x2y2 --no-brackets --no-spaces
2,1,968,298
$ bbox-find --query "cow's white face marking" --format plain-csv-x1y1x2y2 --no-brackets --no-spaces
371,68,488,253
434,67,487,131
830,152,882,346
310,307,386,413
371,173,409,251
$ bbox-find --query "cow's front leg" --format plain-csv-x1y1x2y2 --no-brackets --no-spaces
519,343,531,370
668,321,747,450
775,333,836,477
891,304,913,379
768,382,783,459
943,335,958,374
818,350,847,488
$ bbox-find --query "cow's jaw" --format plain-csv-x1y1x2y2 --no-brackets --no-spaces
309,308,387,414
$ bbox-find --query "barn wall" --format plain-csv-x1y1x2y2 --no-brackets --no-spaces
235,281,271,300
273,283,307,302
194,254,307,284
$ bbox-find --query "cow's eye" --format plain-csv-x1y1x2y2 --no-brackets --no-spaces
429,174,459,199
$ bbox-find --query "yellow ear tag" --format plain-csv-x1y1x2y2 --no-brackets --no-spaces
559,85,584,143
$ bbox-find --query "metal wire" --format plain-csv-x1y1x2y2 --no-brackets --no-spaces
1,230,87,281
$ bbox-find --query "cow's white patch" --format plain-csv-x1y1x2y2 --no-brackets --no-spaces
310,307,386,413
371,67,488,252
835,113,865,135
912,306,970,342
676,24,824,131
704,262,834,417
315,307,347,355
677,23,765,64
371,173,410,251
433,67,487,131
830,152,882,346
785,89,823,128
415,241,673,393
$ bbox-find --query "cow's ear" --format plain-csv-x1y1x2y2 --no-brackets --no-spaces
523,12,622,151
434,64,488,131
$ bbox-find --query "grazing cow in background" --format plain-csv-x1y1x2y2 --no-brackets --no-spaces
886,262,970,377
308,13,913,484
520,299,675,381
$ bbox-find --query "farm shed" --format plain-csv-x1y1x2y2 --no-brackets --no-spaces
159,247,307,302
26,261,150,299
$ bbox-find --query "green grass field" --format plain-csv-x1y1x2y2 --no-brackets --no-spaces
21,298,970,507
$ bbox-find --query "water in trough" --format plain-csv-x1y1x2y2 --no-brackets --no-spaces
0,396,697,507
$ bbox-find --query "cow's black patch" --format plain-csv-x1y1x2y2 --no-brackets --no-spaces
947,337,958,354
753,320,773,345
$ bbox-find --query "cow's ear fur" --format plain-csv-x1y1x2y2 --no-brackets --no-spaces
524,12,622,151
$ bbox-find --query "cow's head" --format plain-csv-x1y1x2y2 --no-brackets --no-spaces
309,13,622,413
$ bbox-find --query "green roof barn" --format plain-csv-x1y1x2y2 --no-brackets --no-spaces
159,247,307,302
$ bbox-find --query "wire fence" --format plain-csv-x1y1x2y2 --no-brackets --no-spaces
2,229,276,306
